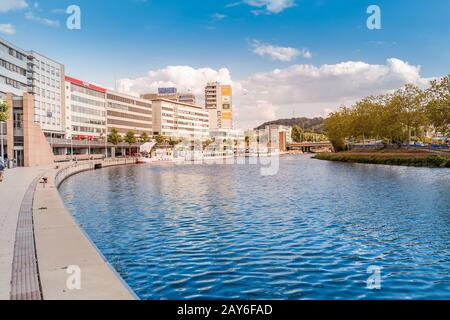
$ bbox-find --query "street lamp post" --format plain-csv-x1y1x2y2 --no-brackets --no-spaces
0,121,4,161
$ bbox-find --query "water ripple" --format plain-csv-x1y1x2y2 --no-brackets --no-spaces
59,155,450,300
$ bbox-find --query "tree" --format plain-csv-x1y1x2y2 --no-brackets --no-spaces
426,76,450,136
324,107,353,151
0,101,7,122
108,127,122,145
155,134,165,144
140,132,150,143
0,101,8,160
124,130,137,156
390,84,427,145
245,135,250,147
169,137,180,147
203,139,213,149
124,130,137,145
291,125,303,142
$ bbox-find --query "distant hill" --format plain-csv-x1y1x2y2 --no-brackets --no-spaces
255,117,325,133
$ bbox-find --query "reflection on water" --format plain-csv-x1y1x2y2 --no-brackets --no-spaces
59,155,450,299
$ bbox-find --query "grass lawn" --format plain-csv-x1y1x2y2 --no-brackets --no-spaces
313,148,450,167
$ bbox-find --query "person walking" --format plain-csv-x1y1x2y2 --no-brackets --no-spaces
0,158,5,182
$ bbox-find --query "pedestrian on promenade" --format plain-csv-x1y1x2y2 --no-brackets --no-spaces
0,158,5,182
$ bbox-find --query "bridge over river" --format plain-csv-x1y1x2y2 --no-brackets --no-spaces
287,141,333,153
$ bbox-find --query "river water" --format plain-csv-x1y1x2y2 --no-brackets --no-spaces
59,155,450,299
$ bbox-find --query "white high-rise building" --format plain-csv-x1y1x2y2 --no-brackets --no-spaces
205,82,233,130
28,51,65,137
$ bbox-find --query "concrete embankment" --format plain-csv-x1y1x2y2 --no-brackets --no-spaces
32,158,138,300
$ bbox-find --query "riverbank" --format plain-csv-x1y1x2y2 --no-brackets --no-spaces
32,158,138,300
313,148,450,167
1,158,138,300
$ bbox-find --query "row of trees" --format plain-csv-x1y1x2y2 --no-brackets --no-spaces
291,125,328,143
107,128,150,146
325,76,450,151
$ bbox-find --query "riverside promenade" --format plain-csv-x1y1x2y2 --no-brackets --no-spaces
0,159,137,300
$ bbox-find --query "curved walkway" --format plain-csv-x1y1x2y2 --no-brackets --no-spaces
1,159,138,300
33,159,137,300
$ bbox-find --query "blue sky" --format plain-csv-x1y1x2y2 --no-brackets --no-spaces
1,0,450,128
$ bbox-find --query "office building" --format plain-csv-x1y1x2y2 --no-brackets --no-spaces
64,76,107,140
205,82,233,130
29,51,65,137
151,99,209,139
1,38,65,137
256,125,292,152
106,91,152,137
141,87,196,105
0,38,29,100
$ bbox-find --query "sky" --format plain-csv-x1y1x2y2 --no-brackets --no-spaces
1,0,450,129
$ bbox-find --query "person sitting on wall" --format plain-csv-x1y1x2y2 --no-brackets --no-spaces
0,158,5,182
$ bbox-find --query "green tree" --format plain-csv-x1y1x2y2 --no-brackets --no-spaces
0,101,8,160
324,107,353,151
140,132,150,143
155,134,165,144
124,130,137,156
0,102,8,122
291,125,303,142
203,139,213,149
426,76,450,135
169,137,180,147
108,127,122,145
391,84,427,145
124,130,137,145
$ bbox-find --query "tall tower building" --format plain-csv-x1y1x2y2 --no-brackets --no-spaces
205,82,232,129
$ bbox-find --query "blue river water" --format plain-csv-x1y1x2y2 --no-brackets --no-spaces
58,155,450,299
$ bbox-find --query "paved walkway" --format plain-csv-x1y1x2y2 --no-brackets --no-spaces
0,166,49,300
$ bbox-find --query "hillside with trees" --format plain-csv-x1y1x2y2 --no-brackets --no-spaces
255,117,325,133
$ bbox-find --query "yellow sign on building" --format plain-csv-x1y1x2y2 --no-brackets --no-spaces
222,111,232,120
221,86,231,97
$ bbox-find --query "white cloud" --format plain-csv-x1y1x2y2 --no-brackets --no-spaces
117,65,232,98
244,0,295,14
251,40,311,62
0,24,16,35
25,11,60,27
0,0,28,12
212,13,227,20
117,59,434,130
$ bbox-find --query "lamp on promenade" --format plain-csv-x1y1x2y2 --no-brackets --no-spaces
70,137,73,160
0,122,4,160
0,100,6,161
